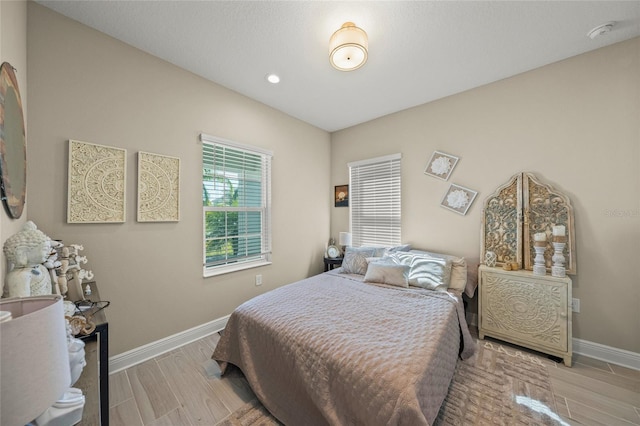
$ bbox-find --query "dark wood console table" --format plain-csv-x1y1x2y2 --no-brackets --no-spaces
74,281,109,426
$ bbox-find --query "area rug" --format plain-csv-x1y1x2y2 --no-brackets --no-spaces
217,342,563,426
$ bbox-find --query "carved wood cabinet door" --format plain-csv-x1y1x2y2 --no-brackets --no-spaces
478,266,573,366
480,269,569,352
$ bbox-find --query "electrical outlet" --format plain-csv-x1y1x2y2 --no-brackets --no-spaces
255,274,262,286
571,298,580,313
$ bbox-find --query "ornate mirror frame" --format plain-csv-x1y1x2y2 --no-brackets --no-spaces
481,172,576,275
0,62,27,219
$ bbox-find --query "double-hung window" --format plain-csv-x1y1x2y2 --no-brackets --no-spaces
348,153,401,247
201,134,272,276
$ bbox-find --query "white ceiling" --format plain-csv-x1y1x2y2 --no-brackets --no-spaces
37,1,640,132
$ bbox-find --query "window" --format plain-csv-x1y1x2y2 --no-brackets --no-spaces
348,153,401,247
201,134,272,276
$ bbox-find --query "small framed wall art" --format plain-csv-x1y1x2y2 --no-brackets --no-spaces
441,183,478,216
68,140,126,223
137,151,180,222
424,150,459,181
335,185,349,207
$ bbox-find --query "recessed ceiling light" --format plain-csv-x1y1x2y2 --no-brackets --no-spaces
266,73,280,84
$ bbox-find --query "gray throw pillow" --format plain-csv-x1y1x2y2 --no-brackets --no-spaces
341,246,379,275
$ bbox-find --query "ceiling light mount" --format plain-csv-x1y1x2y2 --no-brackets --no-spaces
329,22,368,71
587,21,615,40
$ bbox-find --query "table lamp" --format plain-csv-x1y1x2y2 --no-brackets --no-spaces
0,295,71,426
339,232,352,254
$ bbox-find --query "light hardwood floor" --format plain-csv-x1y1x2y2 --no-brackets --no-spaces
107,328,640,426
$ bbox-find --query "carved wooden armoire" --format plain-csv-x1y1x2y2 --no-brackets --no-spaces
478,172,576,366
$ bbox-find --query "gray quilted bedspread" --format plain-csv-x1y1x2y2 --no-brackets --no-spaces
213,271,475,426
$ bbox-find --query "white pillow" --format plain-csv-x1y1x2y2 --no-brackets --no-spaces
386,251,451,291
409,249,467,292
363,261,409,288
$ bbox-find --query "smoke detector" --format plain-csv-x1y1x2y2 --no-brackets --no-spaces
587,22,615,40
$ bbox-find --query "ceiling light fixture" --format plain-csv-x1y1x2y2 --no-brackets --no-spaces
587,22,615,39
329,22,368,71
266,73,280,84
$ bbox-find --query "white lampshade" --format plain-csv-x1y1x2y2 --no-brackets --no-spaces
329,22,368,71
1,295,71,426
339,232,352,247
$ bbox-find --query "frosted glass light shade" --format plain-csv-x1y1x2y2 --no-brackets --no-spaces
339,232,352,246
329,22,368,71
0,295,71,426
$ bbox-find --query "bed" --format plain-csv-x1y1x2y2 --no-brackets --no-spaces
212,247,476,426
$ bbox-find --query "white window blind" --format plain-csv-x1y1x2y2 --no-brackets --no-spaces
201,134,272,276
349,153,401,247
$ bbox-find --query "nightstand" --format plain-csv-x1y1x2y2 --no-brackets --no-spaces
324,256,343,272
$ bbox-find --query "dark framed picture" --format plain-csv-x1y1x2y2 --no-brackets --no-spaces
335,185,349,207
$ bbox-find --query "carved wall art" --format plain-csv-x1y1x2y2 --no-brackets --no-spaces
68,140,126,223
480,172,576,274
424,150,459,181
137,151,180,222
440,183,478,215
480,173,523,267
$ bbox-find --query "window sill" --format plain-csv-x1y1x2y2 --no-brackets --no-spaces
203,260,272,278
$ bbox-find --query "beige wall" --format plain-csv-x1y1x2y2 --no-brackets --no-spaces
0,0,28,281
23,2,640,356
26,3,331,355
331,38,640,353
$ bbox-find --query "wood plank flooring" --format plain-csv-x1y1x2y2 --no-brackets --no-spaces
107,328,640,425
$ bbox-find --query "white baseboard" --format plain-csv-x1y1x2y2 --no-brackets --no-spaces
573,338,640,371
466,312,638,370
108,315,230,374
109,313,640,374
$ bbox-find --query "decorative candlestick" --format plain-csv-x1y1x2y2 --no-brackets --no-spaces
551,226,567,277
552,225,566,237
533,232,547,275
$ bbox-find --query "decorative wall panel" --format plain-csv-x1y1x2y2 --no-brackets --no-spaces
137,151,180,222
480,173,523,267
481,172,576,274
67,140,126,223
523,174,576,274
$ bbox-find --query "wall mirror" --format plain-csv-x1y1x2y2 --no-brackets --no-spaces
0,62,27,218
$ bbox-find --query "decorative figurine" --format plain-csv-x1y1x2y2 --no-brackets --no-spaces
2,222,94,300
55,243,94,300
3,221,53,297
